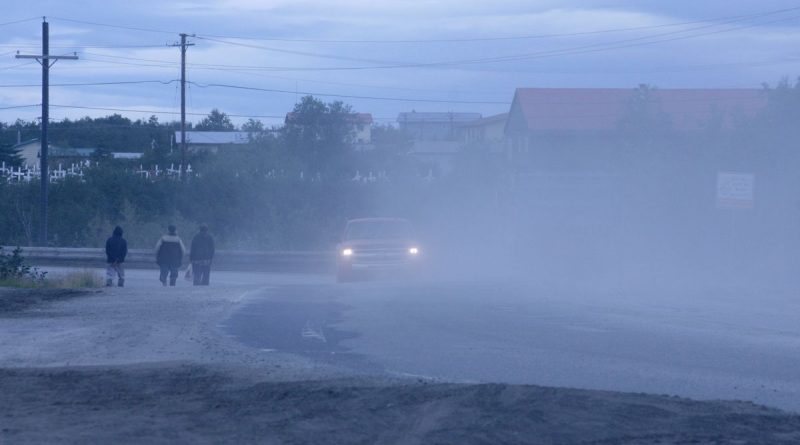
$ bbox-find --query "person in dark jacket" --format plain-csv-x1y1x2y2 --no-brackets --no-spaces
155,224,186,286
105,226,128,287
190,224,215,286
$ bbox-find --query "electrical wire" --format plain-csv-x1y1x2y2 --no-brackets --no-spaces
0,104,40,110
79,12,800,73
50,6,800,44
0,60,38,71
48,17,177,35
0,80,179,88
188,81,511,104
49,104,286,119
0,17,40,27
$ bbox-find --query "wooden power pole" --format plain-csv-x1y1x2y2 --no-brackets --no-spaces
171,33,194,173
16,18,78,246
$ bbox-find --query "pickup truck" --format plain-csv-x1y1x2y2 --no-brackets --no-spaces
336,217,421,282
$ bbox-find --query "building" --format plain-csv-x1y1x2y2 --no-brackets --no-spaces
112,152,143,160
50,147,96,158
397,111,482,141
12,139,41,167
175,131,254,152
504,87,766,163
459,113,508,153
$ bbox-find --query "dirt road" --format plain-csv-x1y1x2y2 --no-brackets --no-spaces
1,270,799,443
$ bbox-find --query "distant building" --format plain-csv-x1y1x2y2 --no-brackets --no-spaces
175,131,253,152
397,111,482,141
111,152,143,160
504,87,766,162
12,139,143,166
459,113,508,153
284,112,374,144
50,147,96,158
12,139,40,167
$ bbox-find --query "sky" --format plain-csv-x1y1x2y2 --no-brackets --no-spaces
2,0,800,127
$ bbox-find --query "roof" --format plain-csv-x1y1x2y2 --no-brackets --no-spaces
397,112,482,123
176,131,252,144
285,113,373,124
459,113,508,128
11,138,39,148
50,147,94,157
508,88,766,132
112,152,143,159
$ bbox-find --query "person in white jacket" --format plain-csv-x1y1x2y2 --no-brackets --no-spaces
155,224,186,286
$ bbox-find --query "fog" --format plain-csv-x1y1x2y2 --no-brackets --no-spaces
363,100,800,295
6,4,800,441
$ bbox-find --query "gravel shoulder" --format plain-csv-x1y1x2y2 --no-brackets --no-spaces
1,275,800,444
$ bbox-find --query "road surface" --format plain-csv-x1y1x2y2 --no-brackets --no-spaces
223,278,800,412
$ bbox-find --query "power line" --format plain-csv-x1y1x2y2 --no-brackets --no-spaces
48,16,177,35
0,104,40,111
0,80,179,88
72,8,800,74
86,11,796,73
194,36,402,65
46,104,397,121
50,6,800,44
447,13,800,66
0,44,169,49
78,52,508,94
49,104,286,119
0,17,40,27
196,17,717,43
188,81,511,104
0,60,38,71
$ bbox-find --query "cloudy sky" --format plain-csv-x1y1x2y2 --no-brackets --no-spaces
2,0,800,127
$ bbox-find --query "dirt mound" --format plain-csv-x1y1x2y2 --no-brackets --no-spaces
2,365,799,444
0,288,89,313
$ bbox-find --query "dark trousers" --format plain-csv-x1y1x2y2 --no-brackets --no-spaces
159,266,179,286
192,261,211,285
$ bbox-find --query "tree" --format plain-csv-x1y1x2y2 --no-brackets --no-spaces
241,118,264,132
195,109,234,131
617,84,674,152
0,144,23,167
282,96,356,174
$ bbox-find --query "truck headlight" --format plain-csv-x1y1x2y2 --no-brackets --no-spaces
342,248,353,257
408,247,419,255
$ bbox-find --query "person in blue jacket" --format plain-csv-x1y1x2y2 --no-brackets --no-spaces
105,226,127,287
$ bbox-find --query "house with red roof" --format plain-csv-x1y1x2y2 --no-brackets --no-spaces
504,87,766,164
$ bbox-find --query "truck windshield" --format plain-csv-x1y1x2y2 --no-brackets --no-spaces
345,220,412,240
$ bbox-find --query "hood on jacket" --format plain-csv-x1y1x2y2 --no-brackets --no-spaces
160,234,183,242
113,226,123,236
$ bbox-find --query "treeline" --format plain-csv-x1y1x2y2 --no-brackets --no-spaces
2,81,800,254
0,96,432,249
0,96,417,175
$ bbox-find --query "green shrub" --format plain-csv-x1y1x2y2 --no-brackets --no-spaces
0,246,46,284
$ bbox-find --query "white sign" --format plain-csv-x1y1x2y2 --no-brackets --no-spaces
716,172,754,209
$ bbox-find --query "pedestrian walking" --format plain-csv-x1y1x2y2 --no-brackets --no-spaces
155,224,186,286
105,226,127,287
190,223,215,286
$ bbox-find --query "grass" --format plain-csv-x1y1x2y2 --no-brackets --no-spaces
0,270,105,289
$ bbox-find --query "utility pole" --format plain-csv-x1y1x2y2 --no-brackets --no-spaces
170,34,194,173
16,18,78,246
